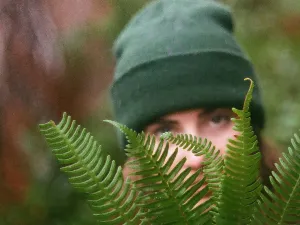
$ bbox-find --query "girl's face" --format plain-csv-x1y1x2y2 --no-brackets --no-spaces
144,108,238,169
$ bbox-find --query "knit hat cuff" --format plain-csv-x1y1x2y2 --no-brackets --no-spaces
111,52,265,132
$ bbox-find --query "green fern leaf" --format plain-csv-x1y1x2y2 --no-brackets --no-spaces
39,77,300,225
251,131,300,225
161,133,224,208
39,113,148,225
215,78,262,225
106,120,212,225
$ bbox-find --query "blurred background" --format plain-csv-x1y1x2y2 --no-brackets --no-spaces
0,0,299,224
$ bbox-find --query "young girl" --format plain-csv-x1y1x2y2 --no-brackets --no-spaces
110,0,280,188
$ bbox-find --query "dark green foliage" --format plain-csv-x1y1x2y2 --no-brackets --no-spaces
39,79,300,224
105,121,212,224
160,130,224,204
215,79,262,225
39,116,147,224
251,133,300,224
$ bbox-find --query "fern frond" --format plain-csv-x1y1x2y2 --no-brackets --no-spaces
215,78,262,225
40,113,147,225
107,120,212,225
161,133,224,204
251,131,300,225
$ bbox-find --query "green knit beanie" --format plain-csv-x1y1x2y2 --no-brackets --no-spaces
110,0,265,134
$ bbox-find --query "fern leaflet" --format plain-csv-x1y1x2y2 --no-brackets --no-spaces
39,113,148,225
251,131,300,225
160,133,224,212
106,120,213,225
39,78,300,225
215,78,262,225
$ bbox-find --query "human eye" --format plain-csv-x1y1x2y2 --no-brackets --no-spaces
152,124,175,136
144,120,180,139
209,110,233,127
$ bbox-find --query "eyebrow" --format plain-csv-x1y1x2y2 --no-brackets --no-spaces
198,108,216,118
154,108,218,125
154,118,178,125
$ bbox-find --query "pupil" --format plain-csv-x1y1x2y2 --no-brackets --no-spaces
212,115,224,123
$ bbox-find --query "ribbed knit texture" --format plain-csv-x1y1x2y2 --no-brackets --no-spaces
110,0,265,133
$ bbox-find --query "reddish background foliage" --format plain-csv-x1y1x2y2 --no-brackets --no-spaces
0,0,112,209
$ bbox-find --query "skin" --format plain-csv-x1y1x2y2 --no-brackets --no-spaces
125,107,239,205
144,108,239,169
123,108,280,206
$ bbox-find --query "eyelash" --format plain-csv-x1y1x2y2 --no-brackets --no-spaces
153,125,175,136
150,110,234,136
210,113,232,124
